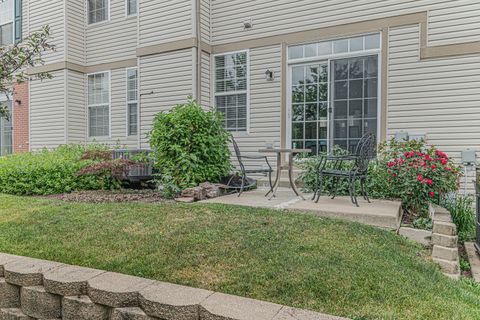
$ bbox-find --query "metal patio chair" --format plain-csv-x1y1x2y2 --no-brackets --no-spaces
312,133,376,206
227,137,274,197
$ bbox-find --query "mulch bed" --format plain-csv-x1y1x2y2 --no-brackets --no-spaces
43,189,170,204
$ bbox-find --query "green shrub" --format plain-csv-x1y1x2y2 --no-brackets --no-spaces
443,195,476,242
149,98,232,195
0,144,124,195
412,217,433,230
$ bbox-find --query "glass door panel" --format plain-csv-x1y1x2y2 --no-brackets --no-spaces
331,55,378,152
0,101,12,156
290,63,328,155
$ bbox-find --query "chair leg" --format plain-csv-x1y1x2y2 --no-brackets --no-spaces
361,178,371,203
238,174,247,197
311,174,319,201
315,175,324,203
352,178,359,207
265,171,274,197
331,177,340,200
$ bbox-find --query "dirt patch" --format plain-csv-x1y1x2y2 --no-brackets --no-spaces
43,189,170,204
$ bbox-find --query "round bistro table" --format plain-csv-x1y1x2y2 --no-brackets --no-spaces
258,148,311,200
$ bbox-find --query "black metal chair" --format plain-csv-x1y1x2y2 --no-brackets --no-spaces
227,137,274,197
312,134,376,206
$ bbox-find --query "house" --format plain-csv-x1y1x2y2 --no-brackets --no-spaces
2,0,480,188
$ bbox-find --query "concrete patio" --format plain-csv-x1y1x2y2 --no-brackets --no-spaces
204,188,403,230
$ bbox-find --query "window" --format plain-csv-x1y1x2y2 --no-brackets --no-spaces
126,68,138,136
214,51,248,132
0,101,12,156
88,72,110,137
88,0,109,24
0,0,13,46
126,0,137,16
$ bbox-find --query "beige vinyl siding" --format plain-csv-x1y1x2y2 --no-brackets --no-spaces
388,24,480,192
201,51,210,107
66,0,86,65
139,49,194,147
66,70,86,144
29,71,66,150
211,0,480,46
28,0,65,63
86,0,137,65
231,45,281,169
139,0,193,47
200,0,210,43
21,0,29,39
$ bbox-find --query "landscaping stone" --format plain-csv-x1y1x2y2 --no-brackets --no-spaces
62,295,109,320
274,306,349,320
432,245,458,261
139,281,212,319
199,292,283,320
199,183,226,199
4,258,63,287
431,233,458,248
88,272,154,308
44,264,104,296
111,307,153,320
398,227,431,246
20,286,62,319
432,221,457,236
181,186,207,201
432,258,459,275
0,308,33,319
465,242,480,282
0,278,20,308
0,254,20,277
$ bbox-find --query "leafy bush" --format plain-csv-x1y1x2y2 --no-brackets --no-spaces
443,196,476,242
0,144,126,195
149,98,232,195
412,217,433,230
382,139,461,216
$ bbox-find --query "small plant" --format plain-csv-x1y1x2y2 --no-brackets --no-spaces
460,258,471,272
412,217,433,230
149,98,232,197
443,196,476,242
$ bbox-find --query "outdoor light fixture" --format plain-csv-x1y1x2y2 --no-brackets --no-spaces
15,99,21,106
265,69,274,81
243,19,253,30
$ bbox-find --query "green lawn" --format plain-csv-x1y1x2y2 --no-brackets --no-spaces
0,194,479,320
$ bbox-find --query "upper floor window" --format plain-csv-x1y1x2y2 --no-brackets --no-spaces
126,0,137,16
214,51,248,132
0,0,14,46
88,0,109,24
126,68,138,136
88,72,110,137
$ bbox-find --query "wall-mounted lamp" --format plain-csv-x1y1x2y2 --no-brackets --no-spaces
243,19,253,30
15,99,22,106
265,69,275,81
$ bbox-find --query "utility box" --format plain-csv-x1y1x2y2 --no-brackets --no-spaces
462,149,477,165
394,131,408,142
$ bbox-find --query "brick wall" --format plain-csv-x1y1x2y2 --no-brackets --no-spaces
12,82,29,153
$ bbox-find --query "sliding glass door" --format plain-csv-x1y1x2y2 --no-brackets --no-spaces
289,55,378,155
0,101,12,156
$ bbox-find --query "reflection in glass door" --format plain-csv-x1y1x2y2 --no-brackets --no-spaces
331,55,378,152
291,63,329,155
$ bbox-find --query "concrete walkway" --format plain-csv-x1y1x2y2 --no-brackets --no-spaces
204,189,402,230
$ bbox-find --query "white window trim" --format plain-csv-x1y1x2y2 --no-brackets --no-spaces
211,49,251,136
87,0,110,26
125,0,138,17
125,67,138,137
87,71,111,139
0,0,15,46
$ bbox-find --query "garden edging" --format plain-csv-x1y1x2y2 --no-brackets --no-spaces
0,253,348,320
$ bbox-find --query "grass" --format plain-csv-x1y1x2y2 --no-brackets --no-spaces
0,194,479,320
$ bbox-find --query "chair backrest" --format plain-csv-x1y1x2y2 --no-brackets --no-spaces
230,135,246,172
353,133,376,174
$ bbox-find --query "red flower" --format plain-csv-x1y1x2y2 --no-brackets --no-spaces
417,175,423,181
446,167,452,172
441,159,447,165
431,164,437,169
387,162,396,167
429,192,435,198
425,179,433,186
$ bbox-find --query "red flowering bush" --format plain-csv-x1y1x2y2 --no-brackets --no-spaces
380,139,461,216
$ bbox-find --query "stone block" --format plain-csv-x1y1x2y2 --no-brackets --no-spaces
199,292,283,320
0,254,20,277
432,245,458,261
139,281,212,319
4,257,63,287
431,233,457,248
181,186,207,201
62,295,109,320
88,272,153,308
274,306,349,320
20,286,62,319
465,242,480,282
433,258,459,275
0,308,33,320
44,264,104,296
111,307,153,320
433,221,457,236
398,227,431,246
0,278,20,308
